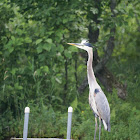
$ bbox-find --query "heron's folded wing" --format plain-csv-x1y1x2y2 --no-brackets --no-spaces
95,89,110,123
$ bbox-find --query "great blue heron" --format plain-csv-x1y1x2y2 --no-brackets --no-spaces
67,39,111,140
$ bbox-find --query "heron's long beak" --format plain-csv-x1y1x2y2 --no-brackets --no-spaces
67,43,79,47
67,43,85,50
67,43,84,50
67,42,93,52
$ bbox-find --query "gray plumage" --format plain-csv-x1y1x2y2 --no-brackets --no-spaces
94,88,111,131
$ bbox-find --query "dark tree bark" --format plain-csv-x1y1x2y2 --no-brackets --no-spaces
78,0,127,100
64,57,68,90
75,58,78,89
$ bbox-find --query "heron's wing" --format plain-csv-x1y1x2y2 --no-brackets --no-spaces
94,89,110,124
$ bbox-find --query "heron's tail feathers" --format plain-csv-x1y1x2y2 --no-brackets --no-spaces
103,120,111,132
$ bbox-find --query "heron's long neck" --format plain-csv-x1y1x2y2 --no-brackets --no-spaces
87,49,98,91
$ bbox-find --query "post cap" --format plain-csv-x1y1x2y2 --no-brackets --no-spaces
25,107,30,113
68,106,73,112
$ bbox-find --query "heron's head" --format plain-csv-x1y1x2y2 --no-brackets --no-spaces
67,39,94,52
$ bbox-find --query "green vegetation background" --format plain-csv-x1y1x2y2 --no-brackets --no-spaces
0,0,140,140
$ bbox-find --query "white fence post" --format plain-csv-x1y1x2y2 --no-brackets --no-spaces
67,106,73,140
23,107,30,140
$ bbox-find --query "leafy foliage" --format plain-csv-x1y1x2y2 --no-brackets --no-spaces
0,0,140,140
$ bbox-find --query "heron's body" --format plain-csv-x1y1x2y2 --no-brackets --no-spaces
87,48,110,132
67,40,111,140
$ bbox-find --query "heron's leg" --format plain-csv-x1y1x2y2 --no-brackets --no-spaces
99,117,101,140
94,117,98,140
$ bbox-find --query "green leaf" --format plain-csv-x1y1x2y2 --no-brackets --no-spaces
9,47,14,53
36,69,41,76
36,39,42,45
90,8,98,14
63,18,68,24
37,46,43,53
64,50,72,58
43,43,51,51
11,36,15,41
71,96,78,111
14,83,23,90
68,46,78,52
11,68,17,75
45,38,52,44
47,31,54,35
25,37,32,43
42,66,49,73
57,45,64,52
